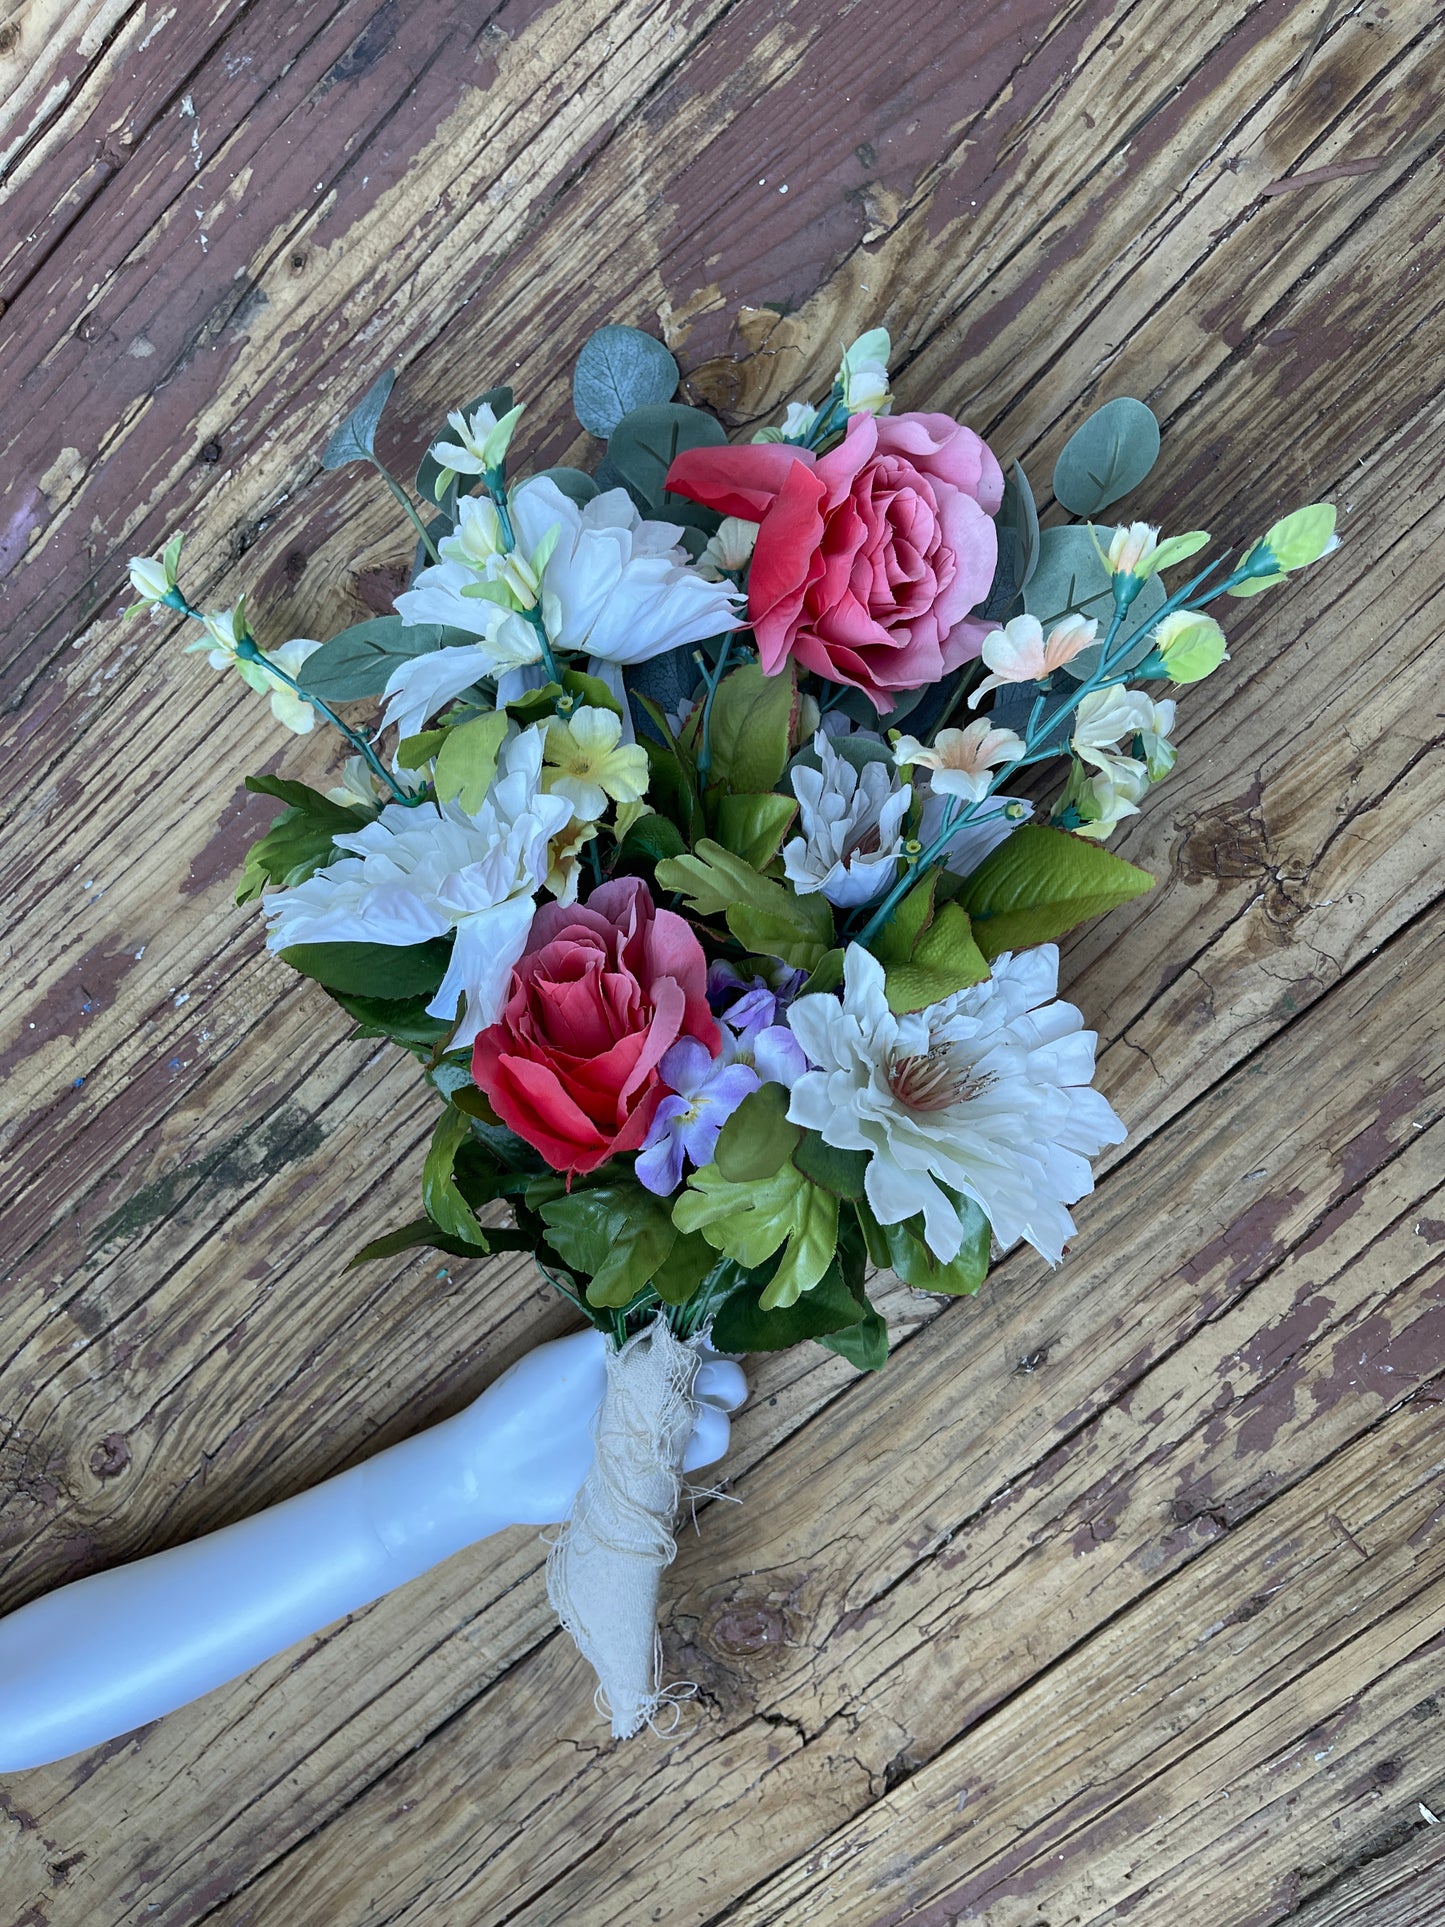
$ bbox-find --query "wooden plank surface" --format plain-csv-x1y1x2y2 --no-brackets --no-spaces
1,0,1442,1923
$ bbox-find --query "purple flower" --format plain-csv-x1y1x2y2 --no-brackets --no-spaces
723,988,809,1087
635,1038,761,1195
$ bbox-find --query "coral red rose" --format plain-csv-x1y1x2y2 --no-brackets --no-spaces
471,877,719,1176
666,412,1004,711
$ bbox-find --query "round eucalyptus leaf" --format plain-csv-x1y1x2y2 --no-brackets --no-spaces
572,325,679,438
530,466,599,506
606,403,727,516
298,618,471,702
1052,397,1160,517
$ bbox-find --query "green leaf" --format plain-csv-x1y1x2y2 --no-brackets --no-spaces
870,871,939,966
857,1193,990,1296
707,660,796,794
423,1105,490,1249
710,1253,865,1353
884,902,991,1013
618,811,687,866
321,369,397,470
236,782,362,906
1022,525,1165,677
573,326,679,438
348,1217,488,1269
327,989,454,1047
298,619,470,703
953,823,1154,958
538,1182,679,1308
433,710,510,813
396,727,449,770
532,465,599,506
654,841,754,917
605,402,726,514
728,896,834,973
714,791,798,870
713,1083,800,1183
561,666,623,717
792,1132,869,1199
1052,397,1160,517
244,774,360,820
673,1160,837,1309
649,1229,718,1307
820,1302,890,1370
800,948,845,997
415,385,513,505
279,938,451,999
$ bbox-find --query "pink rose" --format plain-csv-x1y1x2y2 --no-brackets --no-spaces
471,877,719,1177
666,412,1004,711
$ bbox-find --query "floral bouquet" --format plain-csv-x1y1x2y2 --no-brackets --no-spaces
132,325,1337,1737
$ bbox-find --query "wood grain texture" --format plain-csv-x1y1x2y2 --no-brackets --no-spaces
1,0,1442,1922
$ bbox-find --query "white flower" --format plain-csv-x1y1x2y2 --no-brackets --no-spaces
967,613,1097,707
1070,760,1151,842
1071,685,1155,782
428,401,523,479
781,402,819,440
128,555,171,603
785,944,1125,1265
837,327,893,415
263,638,323,734
186,613,320,734
782,733,912,909
1105,522,1160,577
263,724,571,1048
380,644,512,743
893,719,1024,803
698,516,759,580
511,477,742,666
326,756,425,810
395,478,741,681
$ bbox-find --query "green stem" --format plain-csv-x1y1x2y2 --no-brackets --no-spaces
482,467,561,685
228,633,417,806
374,463,443,566
695,634,734,780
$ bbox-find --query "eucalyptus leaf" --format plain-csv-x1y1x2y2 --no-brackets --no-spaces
1023,525,1165,676
1052,397,1159,517
531,465,599,506
298,618,469,703
321,370,397,471
573,326,679,438
605,402,726,515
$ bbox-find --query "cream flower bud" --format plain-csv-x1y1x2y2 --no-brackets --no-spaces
699,516,759,580
837,328,893,415
780,402,819,440
1105,522,1160,577
1152,611,1228,683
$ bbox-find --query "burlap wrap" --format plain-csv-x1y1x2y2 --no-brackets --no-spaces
546,1316,704,1739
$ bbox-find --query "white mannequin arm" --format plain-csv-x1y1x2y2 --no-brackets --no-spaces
0,1328,745,1773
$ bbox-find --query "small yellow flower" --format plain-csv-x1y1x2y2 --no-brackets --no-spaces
546,818,597,905
542,705,649,820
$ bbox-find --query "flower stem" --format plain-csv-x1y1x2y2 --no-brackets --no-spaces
231,637,418,806
483,467,562,685
373,462,443,566
694,634,734,780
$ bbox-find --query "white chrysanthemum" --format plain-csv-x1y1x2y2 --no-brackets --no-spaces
263,725,572,1047
785,944,1125,1265
782,732,912,909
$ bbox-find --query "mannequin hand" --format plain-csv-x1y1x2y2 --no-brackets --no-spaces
464,1327,748,1526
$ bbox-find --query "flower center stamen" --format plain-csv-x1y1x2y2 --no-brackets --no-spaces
887,1047,983,1113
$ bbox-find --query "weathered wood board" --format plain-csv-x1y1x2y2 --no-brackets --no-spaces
1,0,1442,1923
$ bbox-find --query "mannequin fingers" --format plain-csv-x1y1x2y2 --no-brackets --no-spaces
693,1358,747,1413
681,1404,731,1474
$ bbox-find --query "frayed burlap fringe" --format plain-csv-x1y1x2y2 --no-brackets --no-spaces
546,1316,703,1740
